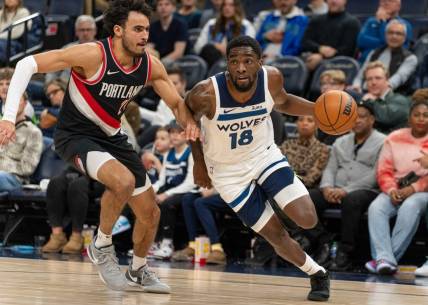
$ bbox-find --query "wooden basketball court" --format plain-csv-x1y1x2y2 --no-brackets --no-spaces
0,257,427,305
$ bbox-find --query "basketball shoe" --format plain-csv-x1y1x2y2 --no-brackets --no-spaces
87,239,128,291
125,262,171,294
307,270,330,301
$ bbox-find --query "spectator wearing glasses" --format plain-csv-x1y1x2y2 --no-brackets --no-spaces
39,79,66,141
45,15,97,84
357,0,412,64
352,19,417,95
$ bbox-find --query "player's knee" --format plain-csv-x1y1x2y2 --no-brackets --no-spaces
150,204,161,227
110,172,135,200
297,210,318,229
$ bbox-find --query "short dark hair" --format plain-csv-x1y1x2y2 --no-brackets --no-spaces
166,64,186,82
103,0,152,37
226,35,262,59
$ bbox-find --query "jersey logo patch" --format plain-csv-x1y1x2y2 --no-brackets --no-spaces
107,70,120,75
223,108,237,113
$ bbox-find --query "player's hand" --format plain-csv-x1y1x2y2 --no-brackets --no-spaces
194,160,212,189
0,120,16,146
185,118,200,142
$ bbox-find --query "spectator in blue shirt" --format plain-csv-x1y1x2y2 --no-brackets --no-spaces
255,0,308,60
357,0,412,63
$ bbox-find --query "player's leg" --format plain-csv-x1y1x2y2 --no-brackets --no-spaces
257,165,329,301
109,139,170,294
228,180,329,302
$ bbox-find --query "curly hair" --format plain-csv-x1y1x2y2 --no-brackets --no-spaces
411,88,428,103
103,0,152,37
226,35,262,59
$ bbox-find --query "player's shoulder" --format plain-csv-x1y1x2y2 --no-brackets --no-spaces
264,65,284,89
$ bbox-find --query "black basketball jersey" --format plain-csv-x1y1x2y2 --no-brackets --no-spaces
57,37,151,137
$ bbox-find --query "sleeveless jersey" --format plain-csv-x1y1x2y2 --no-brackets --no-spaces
164,146,191,189
57,37,151,137
201,67,275,164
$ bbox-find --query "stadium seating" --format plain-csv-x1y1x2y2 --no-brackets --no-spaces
187,28,202,55
208,58,227,76
25,0,49,14
400,0,428,17
3,13,45,66
307,56,360,100
175,55,208,90
47,0,85,17
269,56,308,96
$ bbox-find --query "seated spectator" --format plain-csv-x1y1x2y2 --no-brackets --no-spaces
366,100,428,275
0,67,35,123
353,19,417,95
304,101,385,270
138,65,184,148
361,61,410,134
0,0,31,63
141,127,171,183
175,0,202,29
39,79,66,139
255,0,308,59
280,115,329,189
172,188,229,264
42,167,104,254
303,0,328,17
357,0,412,64
301,0,360,71
317,69,361,144
45,15,97,84
199,0,222,28
0,93,43,191
151,121,196,259
194,0,255,67
148,0,188,66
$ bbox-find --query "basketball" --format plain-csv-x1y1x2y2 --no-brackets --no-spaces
314,90,358,135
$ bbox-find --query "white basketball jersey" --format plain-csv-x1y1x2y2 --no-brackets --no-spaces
201,66,275,165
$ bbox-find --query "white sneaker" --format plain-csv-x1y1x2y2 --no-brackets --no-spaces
415,259,428,277
151,240,173,260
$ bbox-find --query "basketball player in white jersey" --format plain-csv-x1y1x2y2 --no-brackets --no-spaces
186,36,330,301
0,0,198,293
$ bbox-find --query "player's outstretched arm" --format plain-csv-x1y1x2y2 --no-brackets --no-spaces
184,80,215,188
149,56,199,141
0,43,101,145
267,66,315,116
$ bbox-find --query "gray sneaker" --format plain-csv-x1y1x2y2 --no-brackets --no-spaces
125,263,171,294
87,240,128,291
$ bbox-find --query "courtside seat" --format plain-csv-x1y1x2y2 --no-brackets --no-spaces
175,55,208,90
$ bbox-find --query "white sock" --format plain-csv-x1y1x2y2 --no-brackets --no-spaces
132,255,147,270
299,253,326,276
161,238,173,247
95,228,112,249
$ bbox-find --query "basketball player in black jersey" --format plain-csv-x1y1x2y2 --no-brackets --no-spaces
0,0,198,293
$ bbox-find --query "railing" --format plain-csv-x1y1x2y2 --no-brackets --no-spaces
5,12,45,66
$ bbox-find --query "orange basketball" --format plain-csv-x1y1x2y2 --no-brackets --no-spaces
314,90,358,135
